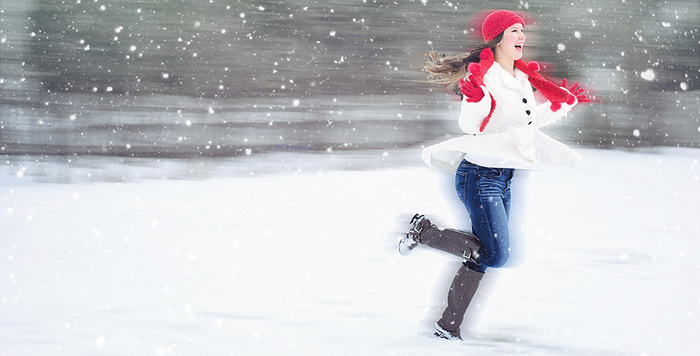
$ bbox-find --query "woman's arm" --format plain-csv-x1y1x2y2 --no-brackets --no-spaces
458,84,493,134
533,94,577,128
456,72,497,134
534,79,589,128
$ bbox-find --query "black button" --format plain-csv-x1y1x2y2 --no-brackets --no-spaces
528,121,533,125
522,98,528,103
526,110,531,115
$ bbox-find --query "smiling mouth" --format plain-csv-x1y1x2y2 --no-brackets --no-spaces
515,44,524,50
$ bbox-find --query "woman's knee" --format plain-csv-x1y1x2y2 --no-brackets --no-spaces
484,247,510,268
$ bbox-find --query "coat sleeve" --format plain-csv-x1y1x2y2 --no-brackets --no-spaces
457,86,492,134
534,91,577,128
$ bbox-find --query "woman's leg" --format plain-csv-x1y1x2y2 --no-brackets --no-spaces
435,263,484,340
460,164,513,272
419,222,482,263
433,161,513,338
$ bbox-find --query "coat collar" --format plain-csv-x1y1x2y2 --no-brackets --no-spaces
485,62,529,90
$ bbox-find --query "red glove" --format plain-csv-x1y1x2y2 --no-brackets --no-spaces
562,78,590,104
458,76,485,103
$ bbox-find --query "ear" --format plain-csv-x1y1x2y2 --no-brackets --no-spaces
527,61,540,72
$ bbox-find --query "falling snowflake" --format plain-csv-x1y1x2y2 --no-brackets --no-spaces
640,69,655,81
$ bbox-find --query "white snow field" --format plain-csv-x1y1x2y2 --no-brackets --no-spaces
1,147,699,355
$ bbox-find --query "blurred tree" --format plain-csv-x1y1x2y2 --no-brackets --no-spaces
2,0,697,155
28,0,199,95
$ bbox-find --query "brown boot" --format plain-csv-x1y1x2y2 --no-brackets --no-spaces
398,214,428,256
420,223,481,264
435,264,484,340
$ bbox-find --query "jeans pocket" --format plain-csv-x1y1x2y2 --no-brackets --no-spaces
455,170,468,202
478,166,503,178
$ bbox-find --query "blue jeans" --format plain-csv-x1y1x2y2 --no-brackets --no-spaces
455,160,514,272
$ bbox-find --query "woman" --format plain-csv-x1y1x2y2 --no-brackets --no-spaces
398,10,589,341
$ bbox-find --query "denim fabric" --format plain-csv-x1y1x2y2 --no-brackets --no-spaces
455,160,514,272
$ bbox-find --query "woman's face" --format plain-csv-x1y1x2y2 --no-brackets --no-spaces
495,23,526,62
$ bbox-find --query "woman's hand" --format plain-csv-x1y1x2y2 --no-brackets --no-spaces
562,78,590,104
459,76,486,103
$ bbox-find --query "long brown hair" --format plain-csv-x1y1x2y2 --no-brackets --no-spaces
424,33,503,96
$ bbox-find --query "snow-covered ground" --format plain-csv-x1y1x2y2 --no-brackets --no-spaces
1,147,699,355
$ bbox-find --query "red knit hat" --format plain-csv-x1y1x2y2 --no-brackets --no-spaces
481,10,525,42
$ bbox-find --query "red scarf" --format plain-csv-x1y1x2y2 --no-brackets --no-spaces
467,48,576,132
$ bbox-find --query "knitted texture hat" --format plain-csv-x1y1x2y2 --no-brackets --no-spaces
481,10,525,42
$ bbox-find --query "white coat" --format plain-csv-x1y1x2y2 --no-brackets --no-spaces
421,62,582,171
